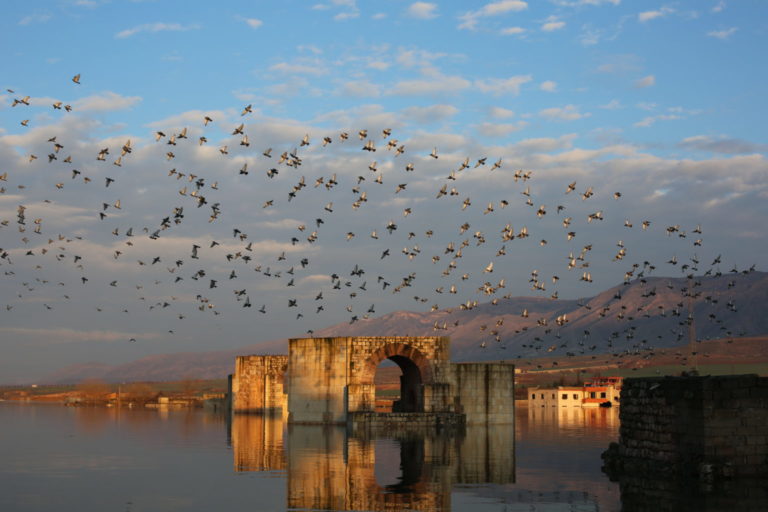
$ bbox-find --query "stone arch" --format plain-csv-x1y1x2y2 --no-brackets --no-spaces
361,343,433,413
287,336,456,423
360,342,434,385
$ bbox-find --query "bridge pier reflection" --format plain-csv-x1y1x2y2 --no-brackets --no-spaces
230,415,515,511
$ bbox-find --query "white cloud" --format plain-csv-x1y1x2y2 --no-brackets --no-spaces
315,0,359,20
474,75,532,95
678,135,767,154
540,80,557,92
599,99,622,110
401,104,459,123
479,0,529,15
367,60,390,71
311,104,399,131
638,7,674,22
633,114,680,127
513,133,577,153
539,104,589,121
489,106,515,119
298,45,323,55
474,121,527,137
596,54,643,75
500,26,526,35
458,1,528,30
341,80,381,97
542,16,566,31
334,11,359,21
707,27,737,40
407,2,438,19
634,75,655,88
390,74,471,96
395,49,449,69
269,62,328,76
267,79,310,97
18,11,52,25
638,11,661,22
256,218,307,230
73,92,142,112
115,22,201,39
242,17,263,29
579,25,601,45
712,1,726,13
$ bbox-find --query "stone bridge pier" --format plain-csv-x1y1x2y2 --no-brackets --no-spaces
232,336,515,429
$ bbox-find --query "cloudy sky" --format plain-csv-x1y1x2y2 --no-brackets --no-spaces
1,0,766,383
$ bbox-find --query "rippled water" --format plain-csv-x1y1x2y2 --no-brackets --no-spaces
1,401,624,511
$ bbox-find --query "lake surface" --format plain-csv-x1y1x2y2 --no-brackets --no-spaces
5,401,758,512
0,402,768,512
1,402,623,511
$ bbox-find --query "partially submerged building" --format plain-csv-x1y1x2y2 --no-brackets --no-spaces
529,377,622,408
230,336,515,430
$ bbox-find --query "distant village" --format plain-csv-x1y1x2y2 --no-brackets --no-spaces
0,379,227,411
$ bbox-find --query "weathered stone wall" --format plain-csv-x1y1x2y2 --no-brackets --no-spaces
232,355,288,414
271,336,516,426
287,338,349,424
288,336,454,424
605,374,768,479
454,362,515,424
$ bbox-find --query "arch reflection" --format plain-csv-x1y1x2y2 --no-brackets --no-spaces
231,416,515,511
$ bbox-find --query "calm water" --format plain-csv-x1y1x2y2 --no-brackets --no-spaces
0,402,623,511
6,401,759,511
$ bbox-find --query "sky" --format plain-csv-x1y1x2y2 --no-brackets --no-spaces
1,0,767,383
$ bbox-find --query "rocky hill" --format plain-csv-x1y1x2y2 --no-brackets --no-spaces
40,271,768,384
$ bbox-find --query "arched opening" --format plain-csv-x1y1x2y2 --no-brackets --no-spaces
374,355,423,413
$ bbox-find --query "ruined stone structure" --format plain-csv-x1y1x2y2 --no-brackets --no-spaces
231,336,515,429
231,355,288,414
603,374,768,481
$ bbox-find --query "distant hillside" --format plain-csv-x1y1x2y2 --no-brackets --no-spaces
41,338,286,385
39,271,768,384
317,271,768,360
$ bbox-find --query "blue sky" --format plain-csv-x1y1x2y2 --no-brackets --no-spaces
1,0,767,382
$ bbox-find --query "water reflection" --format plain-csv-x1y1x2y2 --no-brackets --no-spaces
230,415,515,511
230,413,286,472
526,403,619,435
6,402,764,511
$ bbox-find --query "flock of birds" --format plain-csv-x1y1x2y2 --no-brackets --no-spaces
0,74,761,366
